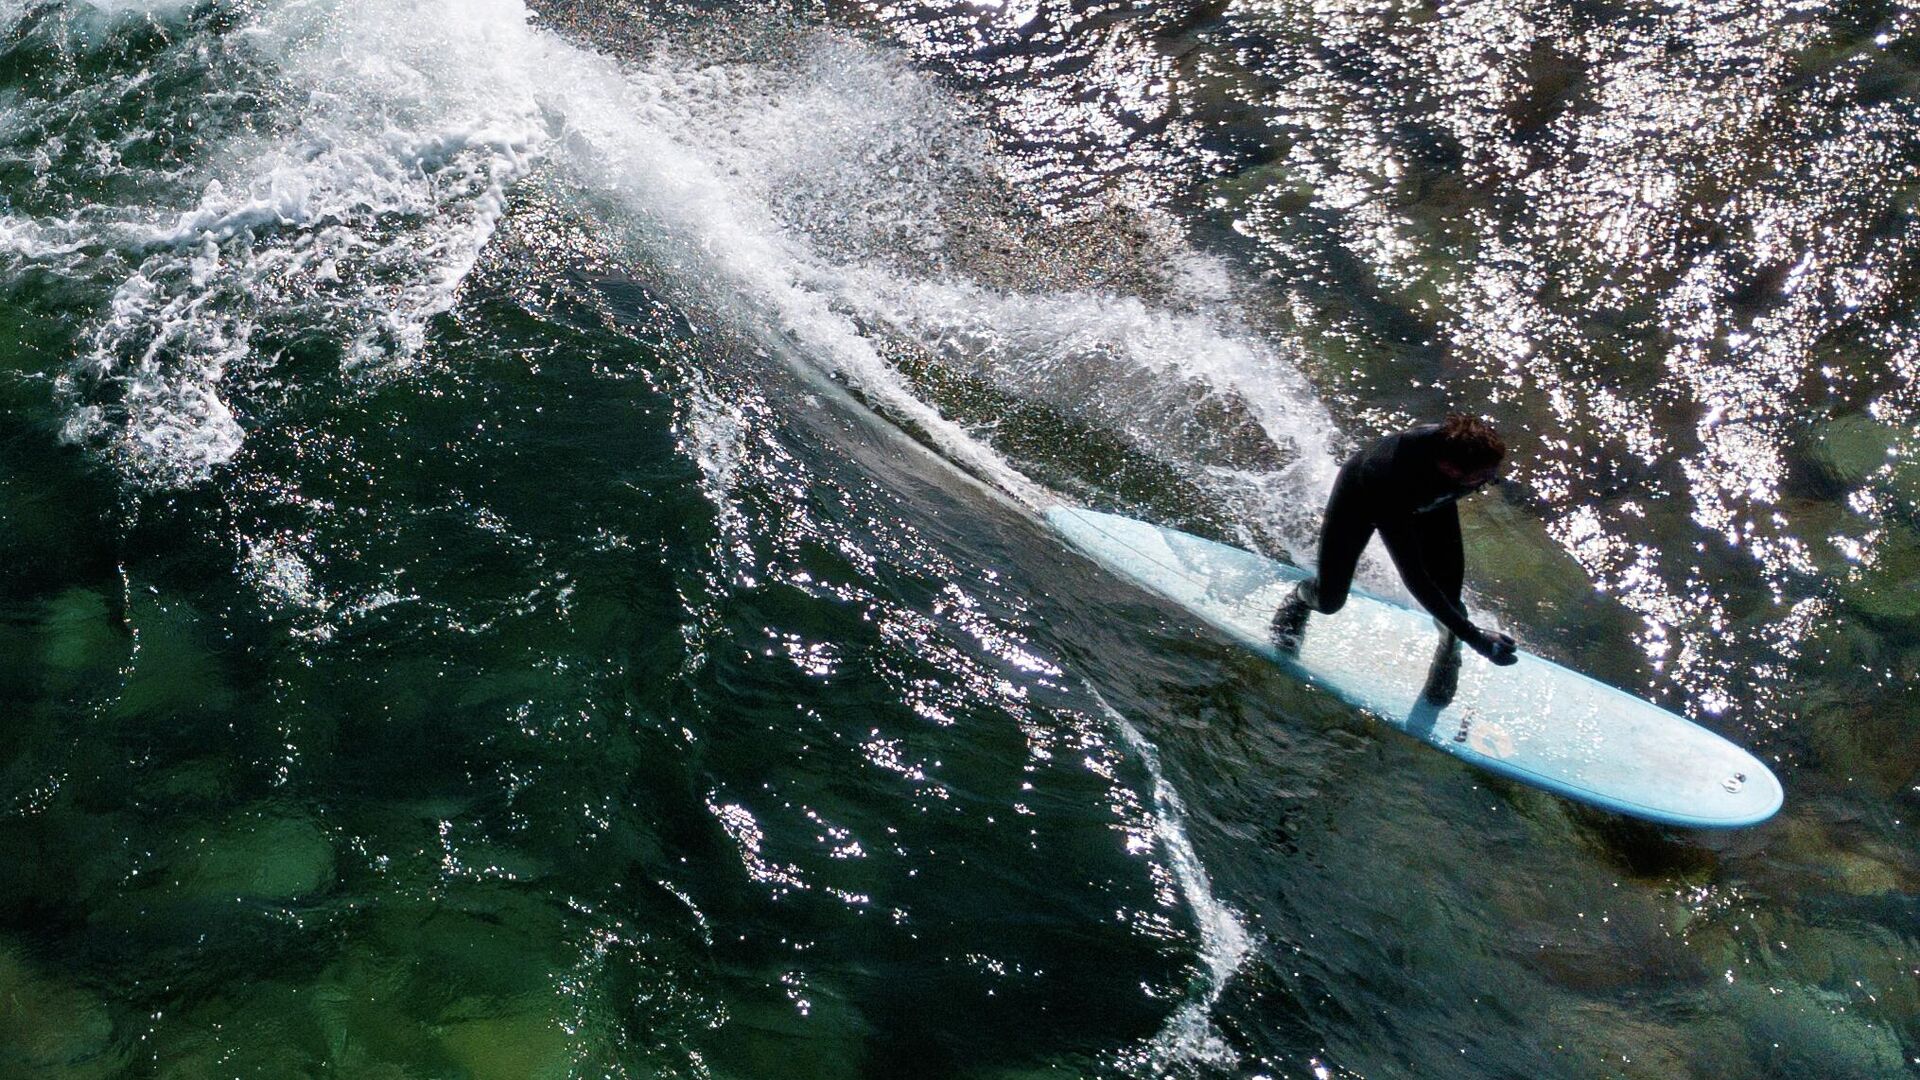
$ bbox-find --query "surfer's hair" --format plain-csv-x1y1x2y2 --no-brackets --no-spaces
1437,414,1505,470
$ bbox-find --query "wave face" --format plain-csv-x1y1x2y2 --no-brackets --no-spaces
0,1,1914,1078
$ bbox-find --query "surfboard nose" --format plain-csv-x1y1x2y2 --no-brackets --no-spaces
1634,742,1784,829
1703,753,1785,828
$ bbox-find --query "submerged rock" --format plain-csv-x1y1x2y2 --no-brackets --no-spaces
1781,923,1920,1021
151,758,236,807
0,947,119,1079
311,951,439,1074
1723,981,1907,1080
1821,850,1904,897
1789,612,1920,793
1838,525,1920,626
150,981,325,1079
1806,414,1898,488
364,896,575,1005
435,1001,576,1080
37,587,125,687
1545,1000,1727,1080
173,812,335,902
1764,814,1916,901
705,981,871,1080
303,893,600,1075
109,595,235,722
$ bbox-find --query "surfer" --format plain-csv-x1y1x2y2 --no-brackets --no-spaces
1273,414,1518,704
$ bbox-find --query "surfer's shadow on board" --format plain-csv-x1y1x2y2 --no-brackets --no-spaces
1403,697,1446,742
1281,621,1466,742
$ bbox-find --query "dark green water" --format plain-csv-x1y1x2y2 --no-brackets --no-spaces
0,1,1914,1077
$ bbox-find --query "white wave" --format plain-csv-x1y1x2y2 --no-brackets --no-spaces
1094,688,1253,1073
77,0,198,16
615,35,1340,549
0,212,87,264
40,0,1349,553
50,0,550,481
509,44,1055,509
528,32,1343,544
674,366,764,557
834,266,1347,554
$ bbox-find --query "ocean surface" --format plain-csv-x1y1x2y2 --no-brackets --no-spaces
0,0,1914,1076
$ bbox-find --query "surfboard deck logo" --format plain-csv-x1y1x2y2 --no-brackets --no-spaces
1048,506,1784,829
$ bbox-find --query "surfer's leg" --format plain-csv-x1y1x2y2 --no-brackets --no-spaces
1275,459,1371,652
1304,459,1373,615
1377,507,1466,629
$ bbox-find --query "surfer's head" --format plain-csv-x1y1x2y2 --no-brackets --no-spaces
1434,413,1505,491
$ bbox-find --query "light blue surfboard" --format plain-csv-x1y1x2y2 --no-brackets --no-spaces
1049,507,1783,828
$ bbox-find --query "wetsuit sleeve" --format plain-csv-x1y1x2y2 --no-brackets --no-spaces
1376,508,1479,642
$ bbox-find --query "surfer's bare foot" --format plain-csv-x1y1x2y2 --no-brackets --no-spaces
1423,632,1462,706
1272,582,1312,655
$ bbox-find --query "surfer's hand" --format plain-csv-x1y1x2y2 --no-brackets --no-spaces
1468,628,1519,666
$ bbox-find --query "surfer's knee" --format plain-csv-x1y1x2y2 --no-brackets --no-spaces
1300,578,1347,615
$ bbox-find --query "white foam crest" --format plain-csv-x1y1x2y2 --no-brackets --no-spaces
675,367,758,545
48,2,1038,494
0,212,88,264
56,0,1346,528
78,0,198,16
68,255,252,473
31,0,1347,524
548,35,1344,547
65,0,552,481
671,43,980,266
839,266,1347,554
527,42,1055,507
1093,687,1252,1073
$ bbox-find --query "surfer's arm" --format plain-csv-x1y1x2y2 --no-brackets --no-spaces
1382,529,1517,664
1401,564,1479,642
1376,517,1478,641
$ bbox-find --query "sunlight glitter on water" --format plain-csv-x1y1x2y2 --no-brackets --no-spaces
0,0,1914,1076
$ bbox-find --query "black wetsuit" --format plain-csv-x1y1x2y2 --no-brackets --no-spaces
1303,425,1478,642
